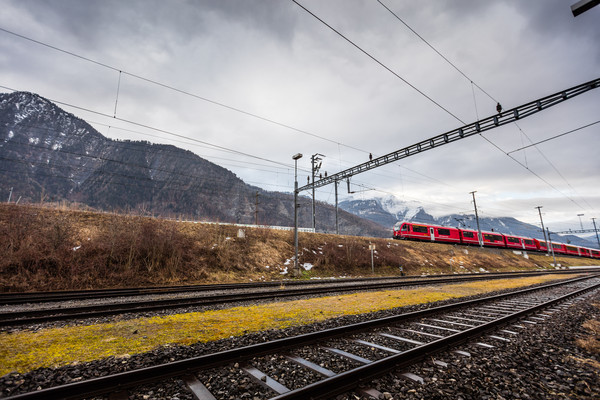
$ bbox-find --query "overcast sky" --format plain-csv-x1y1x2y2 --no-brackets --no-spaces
1,0,599,233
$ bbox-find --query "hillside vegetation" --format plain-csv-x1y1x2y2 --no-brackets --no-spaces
1,204,598,292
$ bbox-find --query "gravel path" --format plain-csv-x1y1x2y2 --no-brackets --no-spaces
1,284,598,399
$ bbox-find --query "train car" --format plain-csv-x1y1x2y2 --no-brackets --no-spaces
393,222,461,244
458,228,480,246
590,249,600,259
481,231,506,247
504,235,524,250
579,247,591,258
550,242,567,255
458,229,506,247
521,237,538,251
564,244,583,257
534,238,548,252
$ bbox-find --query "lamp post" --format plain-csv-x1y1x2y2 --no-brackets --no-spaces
292,153,303,277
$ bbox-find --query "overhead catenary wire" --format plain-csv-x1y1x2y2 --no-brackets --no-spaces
296,2,595,213
291,0,466,125
0,27,367,155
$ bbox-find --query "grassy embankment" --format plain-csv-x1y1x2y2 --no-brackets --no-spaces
1,203,598,291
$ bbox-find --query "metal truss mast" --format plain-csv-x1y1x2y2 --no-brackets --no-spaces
298,77,600,193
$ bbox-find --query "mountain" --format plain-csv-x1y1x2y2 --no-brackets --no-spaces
0,91,388,237
339,195,599,249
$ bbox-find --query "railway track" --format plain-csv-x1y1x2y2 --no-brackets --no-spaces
0,269,590,306
0,270,593,327
5,274,599,400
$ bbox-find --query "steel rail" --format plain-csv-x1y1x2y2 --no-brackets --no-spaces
4,274,597,400
2,267,596,306
273,279,600,399
1,271,594,327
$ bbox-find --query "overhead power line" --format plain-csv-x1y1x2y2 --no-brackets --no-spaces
507,119,600,154
0,26,366,155
376,0,497,103
291,0,465,125
0,84,292,170
300,78,600,198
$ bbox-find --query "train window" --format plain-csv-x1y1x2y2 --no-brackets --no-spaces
507,237,520,243
438,229,451,236
484,234,503,242
552,243,562,249
401,224,409,231
566,246,578,252
412,225,428,233
524,239,534,245
462,231,474,238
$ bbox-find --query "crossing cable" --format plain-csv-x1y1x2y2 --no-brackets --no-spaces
0,27,365,154
0,84,292,170
299,78,600,192
376,0,593,206
291,0,465,125
0,25,472,192
377,0,498,104
507,119,600,154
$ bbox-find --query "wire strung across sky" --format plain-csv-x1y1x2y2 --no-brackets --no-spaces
0,11,596,219
292,0,595,212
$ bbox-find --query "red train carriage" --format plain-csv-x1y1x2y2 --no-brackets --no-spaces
481,231,506,247
458,229,480,245
534,238,548,252
579,247,591,258
590,249,600,259
393,222,461,244
521,237,538,251
504,235,524,250
564,244,582,256
550,242,567,255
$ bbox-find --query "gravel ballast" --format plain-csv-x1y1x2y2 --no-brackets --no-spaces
1,284,598,399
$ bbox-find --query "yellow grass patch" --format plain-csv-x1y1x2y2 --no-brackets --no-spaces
0,274,579,375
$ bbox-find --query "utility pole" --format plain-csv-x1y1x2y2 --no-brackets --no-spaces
293,153,303,277
547,227,557,266
536,206,549,255
577,213,584,230
470,191,483,247
592,218,600,249
254,191,259,225
334,179,339,235
7,187,13,203
311,153,324,231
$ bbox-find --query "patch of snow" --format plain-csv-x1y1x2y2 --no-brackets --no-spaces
338,244,343,247
29,137,40,145
7,130,14,139
52,143,62,151
264,265,270,269
280,267,288,274
302,263,314,271
72,245,81,251
479,267,489,273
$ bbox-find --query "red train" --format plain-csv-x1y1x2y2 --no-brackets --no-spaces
393,221,600,259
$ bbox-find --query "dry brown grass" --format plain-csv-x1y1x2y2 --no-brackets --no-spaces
1,203,599,291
